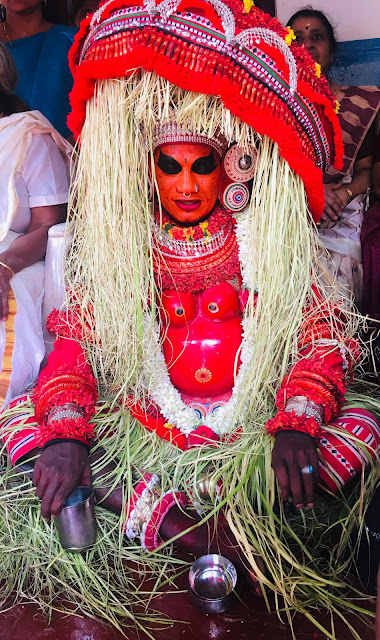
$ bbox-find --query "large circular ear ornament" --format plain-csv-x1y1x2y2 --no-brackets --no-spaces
222,183,250,212
224,144,257,182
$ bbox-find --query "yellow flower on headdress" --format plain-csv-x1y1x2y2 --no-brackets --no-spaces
334,100,340,114
243,0,254,13
315,62,321,78
285,27,296,46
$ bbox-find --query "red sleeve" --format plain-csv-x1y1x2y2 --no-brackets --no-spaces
32,334,98,449
266,289,358,439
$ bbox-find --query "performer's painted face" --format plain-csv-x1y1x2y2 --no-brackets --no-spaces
154,143,222,224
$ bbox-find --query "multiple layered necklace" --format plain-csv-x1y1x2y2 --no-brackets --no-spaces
152,204,241,293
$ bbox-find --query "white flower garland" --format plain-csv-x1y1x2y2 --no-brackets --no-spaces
144,210,256,437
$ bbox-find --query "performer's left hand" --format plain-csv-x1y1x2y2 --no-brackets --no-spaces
271,430,319,508
33,442,91,519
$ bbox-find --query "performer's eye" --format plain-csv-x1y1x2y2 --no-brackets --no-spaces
191,151,218,175
157,151,182,174
175,307,184,316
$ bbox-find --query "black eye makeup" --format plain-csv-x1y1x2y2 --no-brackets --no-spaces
191,151,218,174
156,150,182,174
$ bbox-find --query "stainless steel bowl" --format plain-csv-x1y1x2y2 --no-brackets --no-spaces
189,554,237,613
54,486,97,553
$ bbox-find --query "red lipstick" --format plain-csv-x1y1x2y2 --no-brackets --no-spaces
175,200,201,212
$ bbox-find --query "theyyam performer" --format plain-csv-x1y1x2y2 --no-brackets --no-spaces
0,0,379,634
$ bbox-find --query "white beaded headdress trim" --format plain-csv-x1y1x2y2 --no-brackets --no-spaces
152,121,228,156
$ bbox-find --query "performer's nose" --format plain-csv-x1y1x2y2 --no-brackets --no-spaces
176,167,196,195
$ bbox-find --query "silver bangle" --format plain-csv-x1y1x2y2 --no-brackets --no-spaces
285,396,324,424
48,403,83,423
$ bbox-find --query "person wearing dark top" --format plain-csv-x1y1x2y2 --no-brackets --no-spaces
0,0,77,137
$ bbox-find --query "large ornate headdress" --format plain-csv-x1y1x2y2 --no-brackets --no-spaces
66,0,348,401
69,0,342,220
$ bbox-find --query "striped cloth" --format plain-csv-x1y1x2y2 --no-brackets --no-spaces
325,85,380,183
319,407,380,492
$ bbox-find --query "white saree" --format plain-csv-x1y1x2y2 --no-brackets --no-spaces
0,111,72,406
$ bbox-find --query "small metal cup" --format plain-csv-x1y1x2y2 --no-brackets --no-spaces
189,554,237,614
54,486,97,553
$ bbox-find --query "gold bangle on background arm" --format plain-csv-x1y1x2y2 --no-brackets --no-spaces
345,187,353,200
0,261,15,278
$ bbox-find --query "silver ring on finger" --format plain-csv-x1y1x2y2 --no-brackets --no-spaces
301,465,313,475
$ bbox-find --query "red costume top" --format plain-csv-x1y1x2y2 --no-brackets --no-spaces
28,207,354,455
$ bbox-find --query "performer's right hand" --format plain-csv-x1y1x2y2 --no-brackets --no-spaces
33,442,91,519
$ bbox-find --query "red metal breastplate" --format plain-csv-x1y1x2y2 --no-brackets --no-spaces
160,281,243,397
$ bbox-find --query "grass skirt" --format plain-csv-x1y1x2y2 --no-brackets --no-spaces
0,390,379,638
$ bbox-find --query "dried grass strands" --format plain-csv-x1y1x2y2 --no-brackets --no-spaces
67,77,157,402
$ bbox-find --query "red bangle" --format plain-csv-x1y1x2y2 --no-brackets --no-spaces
282,364,346,395
287,377,341,406
34,367,98,422
142,490,188,551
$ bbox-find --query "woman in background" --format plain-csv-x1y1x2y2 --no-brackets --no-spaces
0,42,72,407
0,0,77,137
68,0,99,28
288,8,380,309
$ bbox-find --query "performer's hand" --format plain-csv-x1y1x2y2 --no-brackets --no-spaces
271,430,319,508
0,265,12,322
33,442,91,519
319,183,346,228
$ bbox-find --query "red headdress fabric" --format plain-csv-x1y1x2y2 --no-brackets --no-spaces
68,0,343,221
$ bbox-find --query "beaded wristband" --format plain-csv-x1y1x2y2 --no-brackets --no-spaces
124,473,161,540
48,403,84,423
285,396,324,424
345,187,353,200
42,438,90,453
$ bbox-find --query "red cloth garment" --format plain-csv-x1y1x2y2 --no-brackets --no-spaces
32,333,98,448
0,394,38,465
319,407,380,492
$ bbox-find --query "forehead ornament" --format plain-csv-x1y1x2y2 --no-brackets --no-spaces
152,121,228,157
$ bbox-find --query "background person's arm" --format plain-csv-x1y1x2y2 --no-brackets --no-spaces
0,203,66,321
